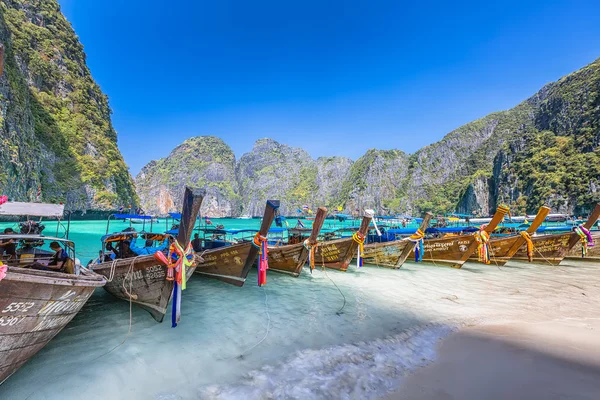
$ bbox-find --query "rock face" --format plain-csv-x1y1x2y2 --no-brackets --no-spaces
0,0,137,210
135,136,238,217
236,138,317,216
136,57,600,217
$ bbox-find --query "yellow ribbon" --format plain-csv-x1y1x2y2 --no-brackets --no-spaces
519,231,534,262
352,232,365,257
473,229,490,264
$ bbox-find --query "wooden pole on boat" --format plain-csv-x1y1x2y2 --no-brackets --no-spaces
351,212,373,268
503,206,550,259
307,207,328,245
453,205,509,269
566,203,600,251
177,187,206,247
241,200,280,278
396,212,433,268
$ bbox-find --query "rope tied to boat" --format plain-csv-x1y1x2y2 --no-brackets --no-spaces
574,225,594,257
519,231,534,262
353,232,366,267
0,261,6,281
253,233,269,286
407,228,425,262
303,239,319,272
473,226,490,264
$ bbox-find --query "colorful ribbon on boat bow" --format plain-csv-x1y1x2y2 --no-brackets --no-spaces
303,239,319,273
0,196,7,206
473,228,490,264
153,241,193,327
408,228,425,262
252,233,268,286
353,232,366,267
0,261,6,281
519,231,534,262
574,225,594,257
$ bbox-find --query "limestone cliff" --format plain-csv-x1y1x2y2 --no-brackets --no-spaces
0,0,137,210
135,136,238,217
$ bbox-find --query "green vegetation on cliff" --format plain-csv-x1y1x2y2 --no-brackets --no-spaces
0,0,137,208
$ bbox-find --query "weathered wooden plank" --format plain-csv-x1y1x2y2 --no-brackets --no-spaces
0,268,104,384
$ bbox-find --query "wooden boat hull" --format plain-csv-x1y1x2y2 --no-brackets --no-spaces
468,235,521,266
91,256,195,322
410,236,477,268
313,237,357,271
362,240,412,268
0,267,105,384
267,243,308,276
511,233,571,265
565,232,600,261
194,242,254,286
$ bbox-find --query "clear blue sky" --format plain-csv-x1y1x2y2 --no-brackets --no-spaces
58,0,600,175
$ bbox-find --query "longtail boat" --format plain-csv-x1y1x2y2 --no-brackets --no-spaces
90,187,204,322
410,205,510,268
0,202,106,384
361,213,433,268
511,203,600,265
194,200,280,286
468,206,551,265
268,207,327,276
313,211,373,271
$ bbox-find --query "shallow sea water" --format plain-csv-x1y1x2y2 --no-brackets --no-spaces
1,219,599,399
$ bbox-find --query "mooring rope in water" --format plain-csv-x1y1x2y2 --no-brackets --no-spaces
238,286,271,359
319,257,347,315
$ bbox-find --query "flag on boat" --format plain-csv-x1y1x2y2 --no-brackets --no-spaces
119,206,124,212
36,185,41,201
302,205,309,210
296,208,303,214
337,206,343,212
297,219,305,228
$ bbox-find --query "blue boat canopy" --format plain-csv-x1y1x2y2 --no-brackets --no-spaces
114,214,154,219
387,228,421,235
536,226,573,232
426,226,479,234
268,227,286,233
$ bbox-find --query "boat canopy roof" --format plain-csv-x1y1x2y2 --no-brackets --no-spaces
387,228,420,235
114,214,154,219
536,225,573,232
0,202,64,218
426,226,479,234
0,234,73,246
496,223,530,229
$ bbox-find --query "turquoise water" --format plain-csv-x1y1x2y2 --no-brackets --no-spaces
0,217,368,265
2,218,593,399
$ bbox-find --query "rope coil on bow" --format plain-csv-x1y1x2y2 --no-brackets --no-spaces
519,231,534,262
574,225,594,258
353,232,366,267
473,227,490,264
407,228,425,262
303,239,319,273
253,233,269,286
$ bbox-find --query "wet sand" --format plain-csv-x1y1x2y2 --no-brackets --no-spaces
383,319,600,399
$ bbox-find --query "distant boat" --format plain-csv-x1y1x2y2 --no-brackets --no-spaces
130,217,158,224
237,214,252,219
